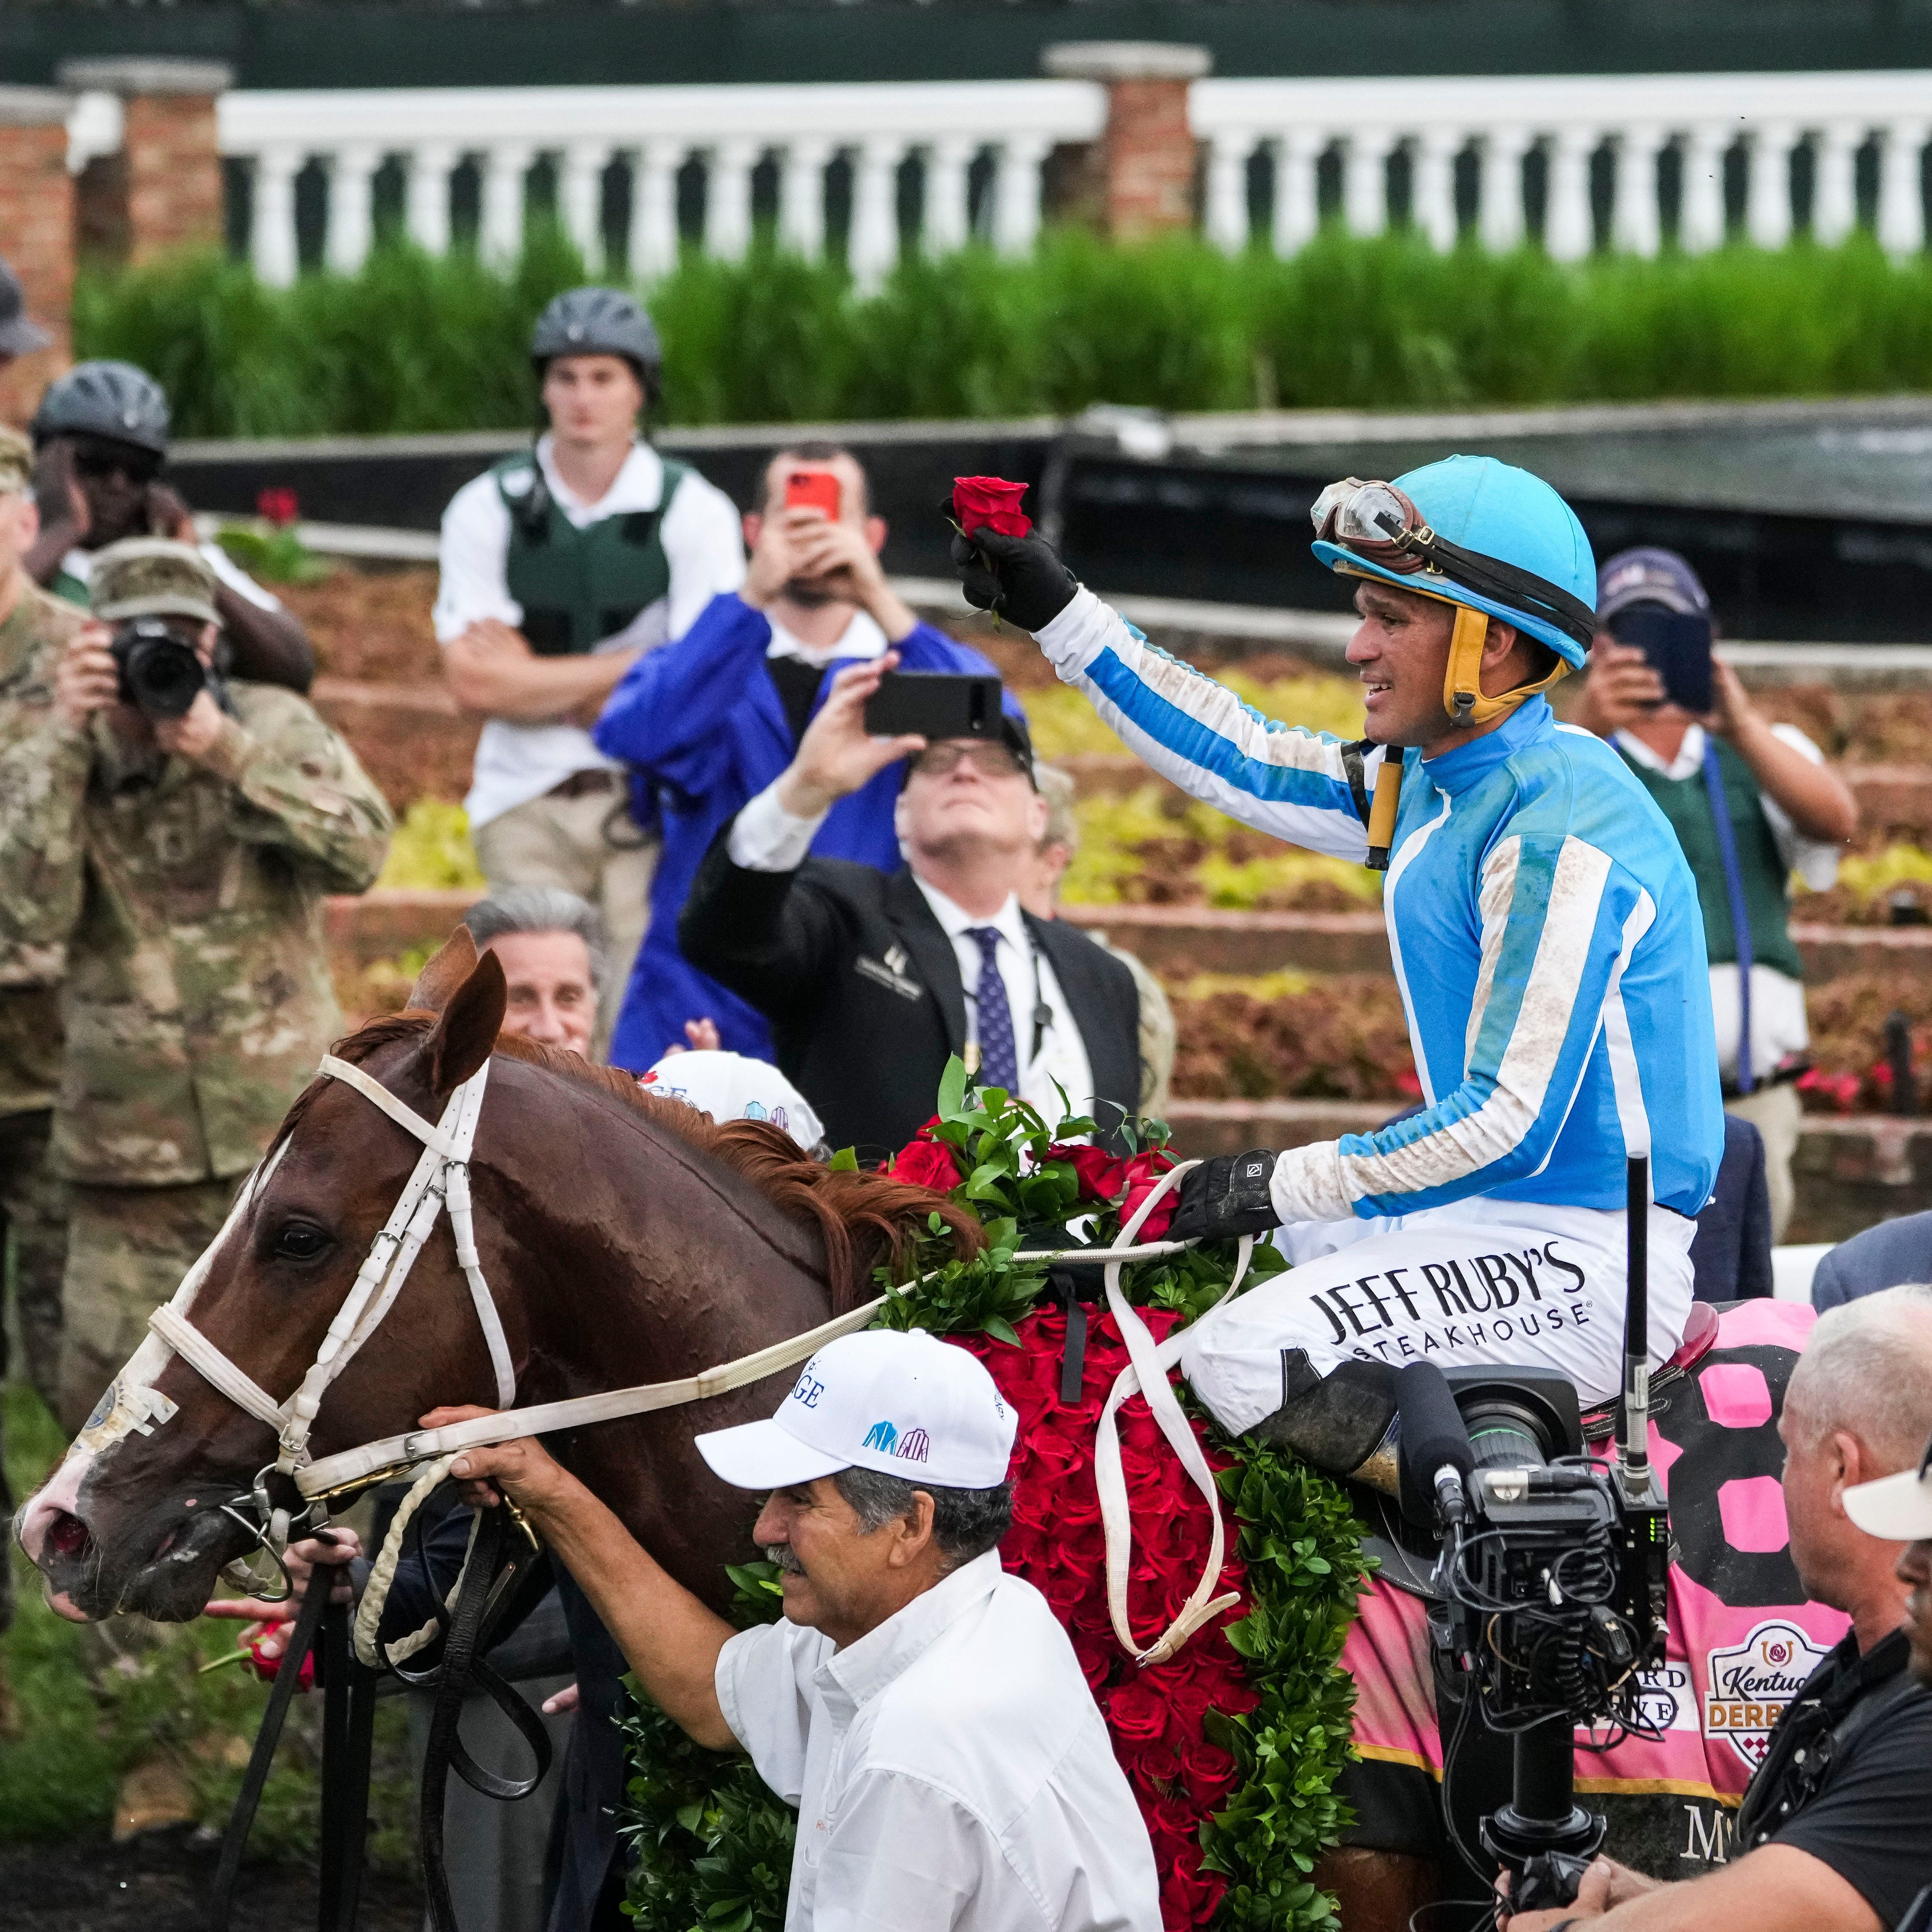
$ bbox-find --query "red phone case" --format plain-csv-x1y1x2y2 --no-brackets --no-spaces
785,471,842,517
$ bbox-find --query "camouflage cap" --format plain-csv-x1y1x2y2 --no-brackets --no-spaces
0,424,29,496
90,537,219,626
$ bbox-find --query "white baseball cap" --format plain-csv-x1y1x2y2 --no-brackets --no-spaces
1844,1436,1932,1541
637,1049,826,1153
694,1329,1017,1492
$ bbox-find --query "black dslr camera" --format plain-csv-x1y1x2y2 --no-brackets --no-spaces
1396,1158,1670,1912
112,616,208,720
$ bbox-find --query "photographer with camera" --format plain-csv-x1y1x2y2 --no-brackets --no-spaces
25,360,315,695
0,539,391,1433
1569,550,1857,1239
1497,1285,1932,1932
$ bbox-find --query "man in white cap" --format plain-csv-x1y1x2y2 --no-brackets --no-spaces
1506,1284,1932,1932
448,1326,1161,1932
638,1046,829,1158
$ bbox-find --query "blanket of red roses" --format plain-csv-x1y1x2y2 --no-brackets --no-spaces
958,1303,1255,1931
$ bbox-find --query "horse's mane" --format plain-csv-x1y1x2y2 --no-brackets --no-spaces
288,1013,981,1313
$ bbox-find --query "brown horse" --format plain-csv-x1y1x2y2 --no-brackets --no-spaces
18,933,976,1624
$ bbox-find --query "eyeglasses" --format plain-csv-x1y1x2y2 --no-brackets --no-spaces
71,443,161,486
910,741,1030,781
1310,474,1597,651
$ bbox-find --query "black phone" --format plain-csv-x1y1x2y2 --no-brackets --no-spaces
1608,606,1714,714
863,671,1006,741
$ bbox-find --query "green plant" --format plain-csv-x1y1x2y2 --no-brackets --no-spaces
74,229,1932,439
374,799,485,891
214,521,334,586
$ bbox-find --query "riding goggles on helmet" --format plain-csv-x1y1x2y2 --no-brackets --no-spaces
1312,478,1598,653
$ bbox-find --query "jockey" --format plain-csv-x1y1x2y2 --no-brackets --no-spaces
952,456,1725,1483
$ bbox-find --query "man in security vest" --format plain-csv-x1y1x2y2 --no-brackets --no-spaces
952,457,1725,1487
436,287,745,1054
1570,548,1857,1239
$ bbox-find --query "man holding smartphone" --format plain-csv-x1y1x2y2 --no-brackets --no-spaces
1571,549,1858,1238
592,443,1006,1071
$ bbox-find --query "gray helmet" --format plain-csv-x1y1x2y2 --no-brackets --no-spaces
31,359,171,456
531,287,661,395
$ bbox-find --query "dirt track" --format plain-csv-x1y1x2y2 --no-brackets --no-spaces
0,1828,422,1932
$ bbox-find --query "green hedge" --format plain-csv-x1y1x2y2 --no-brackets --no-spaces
74,225,1932,439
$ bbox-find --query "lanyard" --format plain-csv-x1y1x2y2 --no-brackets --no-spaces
1701,735,1756,1095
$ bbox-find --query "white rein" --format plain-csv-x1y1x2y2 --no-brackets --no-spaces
74,1052,1251,1670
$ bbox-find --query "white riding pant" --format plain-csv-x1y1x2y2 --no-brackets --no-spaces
1178,1197,1697,1436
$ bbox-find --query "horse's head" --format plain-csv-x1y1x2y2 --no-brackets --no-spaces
19,932,511,1623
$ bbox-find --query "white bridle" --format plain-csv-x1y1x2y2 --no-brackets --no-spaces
70,1050,1246,1669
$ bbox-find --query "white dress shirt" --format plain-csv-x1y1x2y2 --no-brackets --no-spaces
727,781,1097,1127
766,606,889,667
1615,721,1839,1079
715,1551,1161,1932
434,435,745,828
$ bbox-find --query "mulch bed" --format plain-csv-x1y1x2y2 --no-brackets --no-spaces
0,1829,422,1932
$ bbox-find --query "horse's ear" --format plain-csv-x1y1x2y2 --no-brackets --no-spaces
423,950,506,1098
408,926,481,1014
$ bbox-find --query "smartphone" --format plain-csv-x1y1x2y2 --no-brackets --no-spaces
784,470,842,518
864,671,1006,741
1608,606,1714,714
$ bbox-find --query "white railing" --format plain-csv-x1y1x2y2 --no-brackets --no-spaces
211,82,1103,290
61,70,1932,284
1191,71,1932,261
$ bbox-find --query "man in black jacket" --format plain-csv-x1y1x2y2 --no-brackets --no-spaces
680,653,1140,1158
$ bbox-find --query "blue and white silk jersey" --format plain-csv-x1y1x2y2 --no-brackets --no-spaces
1034,589,1724,1224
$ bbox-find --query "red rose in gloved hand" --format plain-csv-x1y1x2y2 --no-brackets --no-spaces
952,476,1032,538
242,1621,315,1689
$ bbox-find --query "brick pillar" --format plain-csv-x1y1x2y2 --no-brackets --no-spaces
56,59,233,265
0,89,75,428
1041,42,1212,240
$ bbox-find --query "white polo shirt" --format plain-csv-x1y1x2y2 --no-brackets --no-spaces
715,1551,1160,1932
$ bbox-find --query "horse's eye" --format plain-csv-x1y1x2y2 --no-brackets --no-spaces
272,1221,330,1263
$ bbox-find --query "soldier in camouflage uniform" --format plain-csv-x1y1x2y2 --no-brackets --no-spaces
0,538,392,1434
0,425,83,1424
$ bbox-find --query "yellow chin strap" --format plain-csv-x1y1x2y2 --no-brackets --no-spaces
1442,603,1570,726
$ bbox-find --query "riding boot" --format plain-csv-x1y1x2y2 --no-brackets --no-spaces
1247,1351,1401,1494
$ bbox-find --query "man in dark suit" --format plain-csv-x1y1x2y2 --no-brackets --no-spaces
680,653,1141,1160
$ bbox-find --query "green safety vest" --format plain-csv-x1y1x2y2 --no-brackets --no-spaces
497,453,688,657
1619,735,1806,982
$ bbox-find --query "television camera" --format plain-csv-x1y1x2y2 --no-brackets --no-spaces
1395,1157,1672,1912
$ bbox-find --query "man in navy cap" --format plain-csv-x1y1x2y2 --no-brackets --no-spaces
1571,547,1858,1239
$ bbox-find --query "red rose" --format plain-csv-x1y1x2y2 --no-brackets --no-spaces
1119,1147,1180,1240
952,476,1032,539
1104,1680,1169,1747
1048,1143,1124,1203
883,1138,961,1191
256,486,299,527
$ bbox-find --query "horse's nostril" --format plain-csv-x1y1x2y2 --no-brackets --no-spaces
47,1512,89,1558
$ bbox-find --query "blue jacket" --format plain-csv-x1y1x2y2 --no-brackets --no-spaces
1034,588,1725,1221
592,591,1007,1069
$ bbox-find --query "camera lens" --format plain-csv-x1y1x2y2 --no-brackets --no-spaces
1463,1397,1554,1473
112,618,206,721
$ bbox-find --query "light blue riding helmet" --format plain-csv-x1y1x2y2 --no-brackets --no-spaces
1312,454,1598,670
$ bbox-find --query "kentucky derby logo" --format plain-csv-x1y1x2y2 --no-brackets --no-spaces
1702,1620,1830,1768
862,1420,931,1462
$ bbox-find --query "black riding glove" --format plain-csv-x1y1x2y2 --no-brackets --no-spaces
1168,1149,1283,1244
949,526,1079,633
